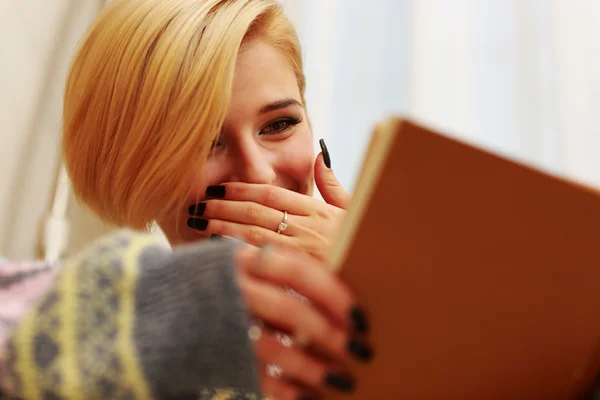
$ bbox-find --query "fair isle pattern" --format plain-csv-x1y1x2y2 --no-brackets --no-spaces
4,231,156,400
1,391,267,400
0,260,58,396
1,231,266,400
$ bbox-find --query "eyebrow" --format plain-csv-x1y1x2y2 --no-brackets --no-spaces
259,98,303,114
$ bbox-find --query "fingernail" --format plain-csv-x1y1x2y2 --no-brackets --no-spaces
210,234,223,240
319,138,331,169
350,305,368,334
324,373,355,393
348,338,373,362
187,218,208,231
206,185,226,198
188,203,206,216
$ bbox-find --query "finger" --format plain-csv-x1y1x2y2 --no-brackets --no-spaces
188,200,309,237
258,349,356,397
314,139,351,209
260,371,306,400
237,245,356,330
204,183,318,216
188,217,298,247
239,274,349,361
253,317,363,396
255,331,327,389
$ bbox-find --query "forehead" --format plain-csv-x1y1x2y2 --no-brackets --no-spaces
231,38,301,105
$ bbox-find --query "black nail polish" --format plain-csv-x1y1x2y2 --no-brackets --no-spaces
348,338,373,362
188,203,206,216
350,306,368,334
187,218,208,231
324,373,355,393
319,139,331,169
206,185,226,198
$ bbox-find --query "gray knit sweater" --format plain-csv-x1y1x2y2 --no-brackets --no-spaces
1,230,262,399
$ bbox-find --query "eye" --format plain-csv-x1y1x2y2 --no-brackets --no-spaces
260,117,303,135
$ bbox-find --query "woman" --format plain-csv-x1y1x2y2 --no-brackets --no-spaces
0,230,369,400
57,0,367,398
63,0,349,263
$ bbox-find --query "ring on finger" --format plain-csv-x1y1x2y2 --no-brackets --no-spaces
275,331,294,348
282,286,310,304
274,330,309,349
266,363,284,379
276,210,288,234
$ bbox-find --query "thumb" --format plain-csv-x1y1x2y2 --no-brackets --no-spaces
315,139,352,209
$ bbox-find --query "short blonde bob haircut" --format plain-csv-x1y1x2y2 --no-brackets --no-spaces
63,0,305,230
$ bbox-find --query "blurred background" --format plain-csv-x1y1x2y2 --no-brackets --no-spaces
0,0,599,260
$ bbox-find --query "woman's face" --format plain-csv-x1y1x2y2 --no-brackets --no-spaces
161,38,315,244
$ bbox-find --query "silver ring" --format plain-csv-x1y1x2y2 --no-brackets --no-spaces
276,210,288,234
275,331,294,348
267,363,283,379
282,286,309,304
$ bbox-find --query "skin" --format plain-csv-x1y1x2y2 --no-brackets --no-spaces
160,37,351,261
157,38,365,398
235,244,369,399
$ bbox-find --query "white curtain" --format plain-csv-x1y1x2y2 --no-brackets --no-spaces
282,0,600,193
0,0,104,259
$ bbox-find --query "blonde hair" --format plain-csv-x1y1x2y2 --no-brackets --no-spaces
63,0,305,230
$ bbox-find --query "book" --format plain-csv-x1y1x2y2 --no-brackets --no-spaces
326,118,600,399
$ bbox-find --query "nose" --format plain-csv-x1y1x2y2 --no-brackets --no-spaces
230,139,276,184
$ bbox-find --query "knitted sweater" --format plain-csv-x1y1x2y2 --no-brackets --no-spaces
0,230,262,399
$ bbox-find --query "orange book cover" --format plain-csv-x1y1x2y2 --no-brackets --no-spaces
326,118,600,399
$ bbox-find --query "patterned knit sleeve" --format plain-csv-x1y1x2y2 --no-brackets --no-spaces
1,231,265,400
0,259,59,397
